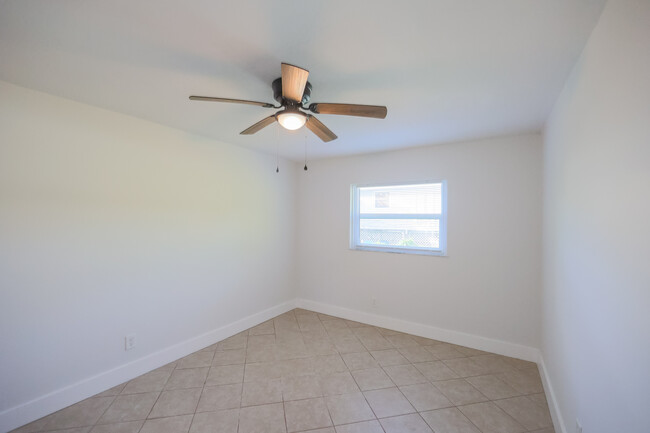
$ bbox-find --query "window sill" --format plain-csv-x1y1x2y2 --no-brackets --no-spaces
350,245,447,257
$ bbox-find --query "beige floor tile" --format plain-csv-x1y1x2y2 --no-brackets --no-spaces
90,420,143,433
189,409,238,433
370,349,410,367
98,393,158,424
385,334,420,348
399,383,453,412
148,388,201,418
305,339,339,356
46,427,92,433
379,414,433,433
319,372,361,396
528,428,555,433
465,374,521,400
176,351,214,369
238,403,286,433
299,429,335,433
327,327,354,339
12,308,556,433
342,352,380,371
497,369,544,394
282,358,315,376
248,334,276,349
425,344,466,360
332,337,367,354
398,346,437,363
205,364,244,386
285,398,333,432
351,368,394,391
196,383,241,412
528,392,551,408
311,354,348,374
363,387,415,418
458,402,525,433
165,367,209,390
216,334,247,351
333,420,383,433
420,407,481,433
358,337,394,351
121,370,171,394
468,355,516,374
139,414,192,433
244,361,284,382
212,348,246,366
249,320,275,335
383,364,428,386
494,396,553,430
322,319,349,331
442,358,489,377
241,379,283,406
246,346,278,363
44,397,114,430
283,374,323,401
433,379,488,405
325,393,375,425
413,361,459,381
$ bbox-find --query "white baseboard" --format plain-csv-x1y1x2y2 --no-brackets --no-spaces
0,299,296,433
538,355,567,433
296,299,540,363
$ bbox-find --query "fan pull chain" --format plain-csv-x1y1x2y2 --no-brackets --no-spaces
303,132,308,171
276,123,280,173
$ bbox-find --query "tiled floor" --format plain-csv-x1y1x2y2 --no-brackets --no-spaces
12,309,554,433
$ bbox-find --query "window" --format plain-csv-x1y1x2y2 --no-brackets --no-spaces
350,181,447,256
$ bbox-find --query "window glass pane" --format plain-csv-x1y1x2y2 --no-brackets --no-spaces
359,218,440,249
359,183,441,214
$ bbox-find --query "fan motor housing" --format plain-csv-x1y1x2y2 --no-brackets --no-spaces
272,78,312,106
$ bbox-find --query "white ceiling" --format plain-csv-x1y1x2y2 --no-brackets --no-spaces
0,0,605,161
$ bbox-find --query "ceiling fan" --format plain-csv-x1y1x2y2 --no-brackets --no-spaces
189,63,387,142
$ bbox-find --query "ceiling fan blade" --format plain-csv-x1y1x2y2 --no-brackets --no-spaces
305,115,337,142
240,115,277,135
309,103,387,119
189,95,275,108
281,63,309,103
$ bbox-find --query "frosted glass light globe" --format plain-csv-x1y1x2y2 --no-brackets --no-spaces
277,110,307,130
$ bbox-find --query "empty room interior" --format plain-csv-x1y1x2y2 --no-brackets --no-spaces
1,1,649,433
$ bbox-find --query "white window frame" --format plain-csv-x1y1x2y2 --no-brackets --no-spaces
350,180,447,256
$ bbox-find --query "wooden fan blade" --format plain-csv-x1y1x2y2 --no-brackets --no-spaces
189,96,275,108
240,115,277,135
305,115,337,142
309,103,387,119
281,63,309,103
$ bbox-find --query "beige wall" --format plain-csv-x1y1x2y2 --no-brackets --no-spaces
542,0,650,431
0,81,297,419
296,134,543,349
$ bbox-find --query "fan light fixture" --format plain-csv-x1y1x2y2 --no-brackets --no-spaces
189,62,388,142
276,109,307,130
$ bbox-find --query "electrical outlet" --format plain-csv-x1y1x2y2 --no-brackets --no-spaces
125,333,136,351
576,419,583,433
371,297,378,308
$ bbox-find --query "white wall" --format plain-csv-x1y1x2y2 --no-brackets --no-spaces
297,134,543,350
0,81,297,424
542,0,650,432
